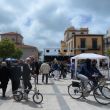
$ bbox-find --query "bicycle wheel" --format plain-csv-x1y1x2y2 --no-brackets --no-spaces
101,86,110,99
104,83,110,89
33,92,43,104
93,86,110,105
13,91,23,102
68,84,82,99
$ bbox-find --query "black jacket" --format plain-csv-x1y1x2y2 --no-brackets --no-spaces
78,62,93,78
22,63,31,80
0,66,10,82
10,63,21,81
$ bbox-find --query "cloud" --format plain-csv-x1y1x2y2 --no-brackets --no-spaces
0,0,110,50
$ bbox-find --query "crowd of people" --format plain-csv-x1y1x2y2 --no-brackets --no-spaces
0,57,72,99
0,57,105,100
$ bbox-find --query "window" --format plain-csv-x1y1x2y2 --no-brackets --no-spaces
80,38,86,48
92,38,97,49
12,38,15,41
46,50,49,52
80,32,84,34
81,50,85,53
71,40,73,49
64,50,67,52
72,32,75,34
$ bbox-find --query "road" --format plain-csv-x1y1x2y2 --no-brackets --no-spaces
0,74,110,110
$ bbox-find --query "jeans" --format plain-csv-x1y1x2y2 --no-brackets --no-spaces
71,69,75,79
77,74,89,91
23,80,32,94
42,74,48,84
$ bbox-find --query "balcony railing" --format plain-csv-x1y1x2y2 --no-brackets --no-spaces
77,45,101,50
87,46,100,50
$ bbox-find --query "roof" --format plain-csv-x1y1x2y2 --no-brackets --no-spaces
74,34,104,37
71,53,108,60
67,26,75,30
16,44,38,50
0,32,23,38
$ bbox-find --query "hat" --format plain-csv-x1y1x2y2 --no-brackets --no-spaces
1,62,7,67
26,57,31,61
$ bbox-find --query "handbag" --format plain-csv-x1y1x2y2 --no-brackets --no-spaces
72,80,81,87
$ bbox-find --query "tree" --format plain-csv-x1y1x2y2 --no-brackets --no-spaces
12,48,23,59
105,50,110,56
0,38,15,58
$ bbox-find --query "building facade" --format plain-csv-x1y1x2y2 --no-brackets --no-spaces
60,26,104,56
0,32,38,60
104,30,110,52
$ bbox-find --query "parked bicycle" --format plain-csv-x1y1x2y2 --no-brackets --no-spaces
68,75,110,105
13,74,43,104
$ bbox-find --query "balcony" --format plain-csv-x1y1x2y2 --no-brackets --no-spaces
87,46,101,50
77,45,87,50
77,45,101,50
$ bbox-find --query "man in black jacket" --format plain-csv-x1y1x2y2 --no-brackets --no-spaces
77,59,93,92
0,62,10,97
30,58,40,84
22,58,32,100
10,61,21,93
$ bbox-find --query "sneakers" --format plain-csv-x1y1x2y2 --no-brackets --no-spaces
83,91,90,97
94,91,100,95
23,93,28,100
83,89,90,97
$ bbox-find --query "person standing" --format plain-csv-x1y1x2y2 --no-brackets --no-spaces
52,62,60,80
70,60,75,79
59,62,66,79
31,59,40,84
10,61,21,94
0,62,10,97
22,58,32,100
40,62,50,84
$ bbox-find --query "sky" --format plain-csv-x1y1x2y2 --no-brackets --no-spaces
0,0,110,51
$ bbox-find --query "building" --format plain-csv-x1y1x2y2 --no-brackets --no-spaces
0,32,38,60
60,26,104,56
104,30,110,52
43,48,72,62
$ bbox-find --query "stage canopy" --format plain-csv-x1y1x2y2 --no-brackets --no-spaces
71,53,108,60
70,53,109,78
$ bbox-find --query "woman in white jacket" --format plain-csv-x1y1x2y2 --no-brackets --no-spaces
40,62,50,84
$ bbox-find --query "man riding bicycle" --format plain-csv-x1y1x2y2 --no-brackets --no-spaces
77,59,104,92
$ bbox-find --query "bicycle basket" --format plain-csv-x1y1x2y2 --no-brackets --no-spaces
72,80,81,87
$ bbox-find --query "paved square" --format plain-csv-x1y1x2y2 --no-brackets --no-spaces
0,74,110,110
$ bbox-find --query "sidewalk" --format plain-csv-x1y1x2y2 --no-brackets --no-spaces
0,74,110,110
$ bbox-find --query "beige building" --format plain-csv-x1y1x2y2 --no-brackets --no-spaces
0,32,38,60
60,26,104,56
104,30,110,52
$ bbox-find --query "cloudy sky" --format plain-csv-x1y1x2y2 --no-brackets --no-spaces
0,0,110,51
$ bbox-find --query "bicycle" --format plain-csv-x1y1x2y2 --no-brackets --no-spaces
68,75,110,105
13,74,43,104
